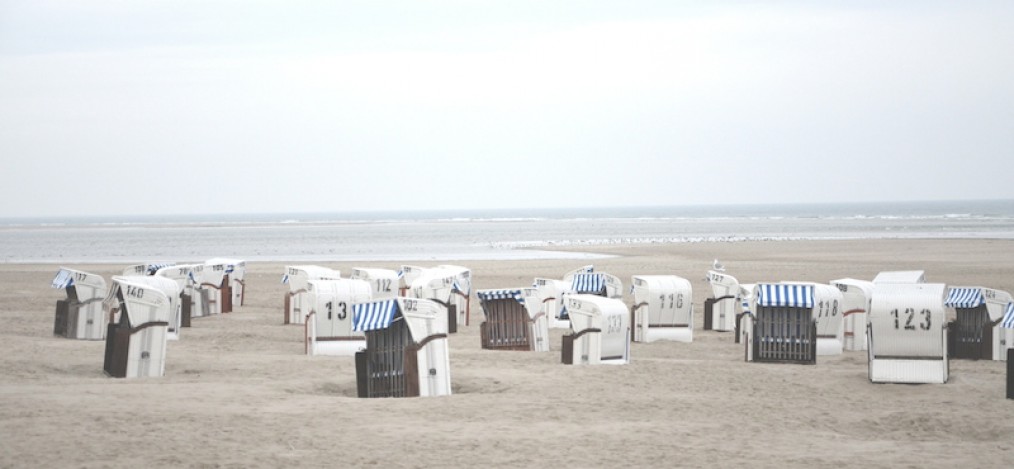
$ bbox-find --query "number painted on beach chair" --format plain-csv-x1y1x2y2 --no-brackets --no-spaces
890,307,931,331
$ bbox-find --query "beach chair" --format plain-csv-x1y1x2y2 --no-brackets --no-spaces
201,259,236,314
207,258,246,308
561,295,630,365
743,283,828,364
735,283,756,345
437,265,473,326
630,275,693,343
349,267,400,300
705,270,743,332
867,283,949,384
102,276,180,378
407,270,458,334
352,298,452,398
533,278,572,329
536,266,623,330
945,286,1013,361
830,279,874,352
304,279,372,356
282,265,341,324
154,264,204,327
522,287,551,352
397,265,426,296
51,268,107,340
477,288,549,351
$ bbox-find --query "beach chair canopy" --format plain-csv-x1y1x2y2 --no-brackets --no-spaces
353,298,444,337
570,273,605,294
477,289,526,304
944,287,985,309
352,299,398,332
1003,303,1014,329
757,284,814,308
105,276,178,325
52,268,106,291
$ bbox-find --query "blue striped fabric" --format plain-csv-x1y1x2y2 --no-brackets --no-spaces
452,280,470,295
1003,303,1014,329
571,273,605,294
477,289,525,303
757,284,814,308
51,269,74,289
352,300,398,332
281,274,289,284
944,288,984,308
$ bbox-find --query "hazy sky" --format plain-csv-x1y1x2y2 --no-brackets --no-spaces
2,1,1012,218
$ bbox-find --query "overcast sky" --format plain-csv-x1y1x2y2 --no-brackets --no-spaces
1,1,1012,218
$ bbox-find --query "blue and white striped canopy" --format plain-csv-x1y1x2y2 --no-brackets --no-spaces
944,288,985,308
1003,303,1014,329
477,289,525,303
757,284,814,308
51,269,74,289
352,300,398,332
571,273,605,294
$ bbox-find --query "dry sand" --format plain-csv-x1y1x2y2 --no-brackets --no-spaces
1,239,1013,468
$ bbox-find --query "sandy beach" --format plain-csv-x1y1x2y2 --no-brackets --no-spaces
2,238,1013,468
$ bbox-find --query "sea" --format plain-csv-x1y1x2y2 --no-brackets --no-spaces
2,200,1013,264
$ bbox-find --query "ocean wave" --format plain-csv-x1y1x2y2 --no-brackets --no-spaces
487,235,862,249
